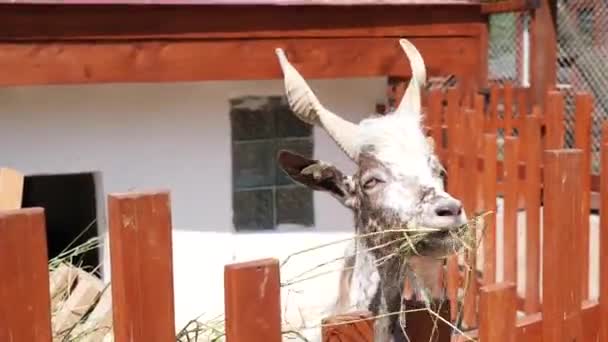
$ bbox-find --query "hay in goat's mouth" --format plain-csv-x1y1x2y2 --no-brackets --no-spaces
397,211,492,258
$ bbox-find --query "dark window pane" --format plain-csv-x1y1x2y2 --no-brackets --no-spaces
276,186,314,227
230,96,276,141
274,97,313,138
233,189,274,231
275,139,314,186
233,140,275,188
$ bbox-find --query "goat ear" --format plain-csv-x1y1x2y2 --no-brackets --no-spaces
277,150,353,206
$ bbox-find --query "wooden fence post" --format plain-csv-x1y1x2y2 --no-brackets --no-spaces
0,208,52,342
503,136,519,285
108,190,176,342
599,123,608,342
225,258,282,342
574,92,593,301
322,311,374,342
523,114,542,314
462,108,478,330
503,81,514,136
544,90,565,149
400,299,451,342
542,149,584,342
478,282,516,342
445,86,462,322
482,133,497,285
487,83,499,134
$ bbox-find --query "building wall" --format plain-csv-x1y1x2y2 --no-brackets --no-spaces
0,78,386,336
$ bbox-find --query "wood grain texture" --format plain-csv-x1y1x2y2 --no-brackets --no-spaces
530,0,557,108
600,123,608,342
402,299,451,342
478,282,516,342
0,4,485,41
503,136,519,284
542,149,584,342
445,86,462,322
544,90,565,149
108,190,176,342
522,114,541,314
503,81,514,137
462,108,478,329
321,311,374,342
482,134,497,285
574,92,592,301
480,0,540,13
0,208,53,342
487,83,499,133
427,88,444,160
0,37,481,86
224,258,282,342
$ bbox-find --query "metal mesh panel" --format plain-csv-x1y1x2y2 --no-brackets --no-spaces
488,12,530,85
557,0,608,173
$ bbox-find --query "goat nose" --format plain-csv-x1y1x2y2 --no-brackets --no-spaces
434,199,463,217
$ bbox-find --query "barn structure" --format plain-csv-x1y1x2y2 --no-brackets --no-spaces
0,0,551,337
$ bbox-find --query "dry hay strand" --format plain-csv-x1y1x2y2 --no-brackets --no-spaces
278,211,492,342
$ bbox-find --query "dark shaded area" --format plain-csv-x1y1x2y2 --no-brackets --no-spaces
21,172,100,275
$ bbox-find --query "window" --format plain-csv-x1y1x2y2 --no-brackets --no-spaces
230,96,315,231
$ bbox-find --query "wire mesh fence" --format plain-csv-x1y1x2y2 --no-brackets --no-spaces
557,0,608,173
488,12,530,86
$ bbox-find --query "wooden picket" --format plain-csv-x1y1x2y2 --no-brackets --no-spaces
0,208,53,342
108,191,176,342
522,114,541,314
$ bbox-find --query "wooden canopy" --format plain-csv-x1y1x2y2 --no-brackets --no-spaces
0,2,488,90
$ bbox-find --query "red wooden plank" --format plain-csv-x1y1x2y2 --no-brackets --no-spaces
462,108,478,329
574,92,593,301
503,80,514,137
544,90,565,149
515,87,528,160
0,0,481,6
427,88,444,154
322,311,374,342
482,134,497,285
0,208,53,342
108,190,176,342
600,123,608,342
478,282,516,342
474,94,485,211
530,0,557,108
503,136,519,284
0,36,482,86
445,87,462,322
481,0,540,14
487,83,499,133
0,5,486,41
542,149,584,342
225,258,282,342
523,114,541,314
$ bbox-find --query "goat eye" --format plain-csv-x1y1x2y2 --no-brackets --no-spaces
363,177,381,189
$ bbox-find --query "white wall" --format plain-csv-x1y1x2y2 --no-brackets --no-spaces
0,78,386,338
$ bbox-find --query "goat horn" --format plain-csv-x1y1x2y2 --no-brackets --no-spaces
275,48,360,160
394,38,427,115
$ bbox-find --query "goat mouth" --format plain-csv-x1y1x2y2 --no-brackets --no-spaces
411,229,463,258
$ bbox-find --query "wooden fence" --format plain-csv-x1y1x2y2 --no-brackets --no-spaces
1,85,607,341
